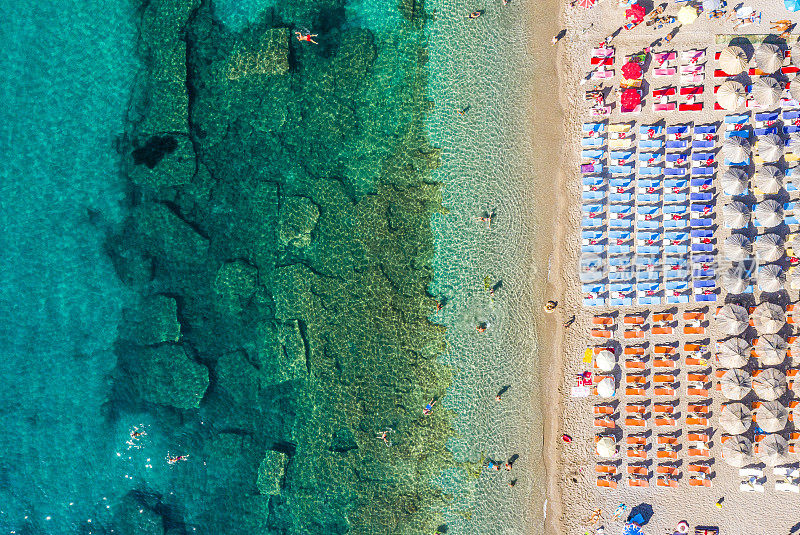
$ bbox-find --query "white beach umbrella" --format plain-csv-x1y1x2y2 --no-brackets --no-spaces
757,264,783,292
791,269,800,291
757,135,784,163
719,46,748,75
753,302,786,334
717,79,747,110
754,165,783,191
722,435,753,467
723,234,752,261
792,374,800,397
596,436,616,458
755,44,783,74
791,81,800,104
722,201,750,228
754,333,787,365
752,77,782,107
756,434,789,467
702,0,720,10
753,368,787,401
716,303,750,335
756,401,789,432
717,337,751,368
719,402,753,434
755,234,783,262
597,377,615,398
721,167,749,196
723,136,751,163
720,368,753,400
793,42,800,68
754,199,782,227
595,350,616,372
721,265,749,294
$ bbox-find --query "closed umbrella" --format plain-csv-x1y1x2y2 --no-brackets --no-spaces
622,61,642,79
723,234,751,261
754,333,787,365
757,135,784,163
755,234,783,262
719,402,752,434
753,302,786,334
722,435,753,467
754,165,783,191
721,265,749,294
722,201,750,228
596,350,615,372
621,89,641,110
721,369,752,400
723,136,751,163
756,434,788,467
597,377,615,398
596,436,616,458
721,167,749,196
755,44,783,74
677,5,698,24
716,303,750,335
753,368,787,401
756,401,789,432
753,199,782,227
719,46,748,75
717,79,746,110
717,337,751,368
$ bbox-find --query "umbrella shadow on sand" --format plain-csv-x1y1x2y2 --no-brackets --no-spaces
627,503,654,525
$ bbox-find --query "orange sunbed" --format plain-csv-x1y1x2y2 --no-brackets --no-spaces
624,315,645,325
653,374,677,383
594,405,614,415
688,464,710,474
688,433,709,443
657,450,678,459
627,447,647,459
654,345,676,354
653,326,673,335
789,400,799,409
596,464,617,474
714,369,726,378
789,304,796,324
625,404,646,413
654,387,676,396
683,312,705,321
657,477,679,488
685,356,709,366
624,346,645,356
688,373,709,382
754,434,766,444
624,330,646,339
654,404,674,413
653,358,676,368
627,374,646,384
688,448,710,457
688,404,710,414
597,477,618,488
627,435,646,444
790,444,797,454
787,369,800,377
687,387,709,397
689,477,711,487
683,326,705,335
628,465,648,475
628,476,649,487
594,417,616,428
626,417,647,427
657,435,677,445
684,343,706,352
657,465,677,475
591,330,612,338
791,432,800,440
686,416,708,426
593,316,613,325
625,360,647,370
751,400,762,410
653,313,674,322
626,387,647,396
655,417,676,426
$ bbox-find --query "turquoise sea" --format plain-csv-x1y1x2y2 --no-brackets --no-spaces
0,0,542,533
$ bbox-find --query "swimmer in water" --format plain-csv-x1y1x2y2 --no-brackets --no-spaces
376,429,393,446
422,398,437,415
126,426,147,448
467,10,484,19
294,31,319,44
166,454,189,465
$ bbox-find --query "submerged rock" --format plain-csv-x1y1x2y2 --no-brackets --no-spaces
226,28,289,79
131,202,209,264
130,134,197,189
130,345,209,409
122,295,181,345
214,259,259,315
278,196,319,248
115,493,165,535
256,450,287,495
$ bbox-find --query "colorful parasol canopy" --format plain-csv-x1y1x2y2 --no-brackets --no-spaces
622,61,643,79
626,2,646,23
578,0,596,9
621,88,641,109
677,5,698,24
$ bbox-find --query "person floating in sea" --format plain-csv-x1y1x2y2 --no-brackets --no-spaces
544,300,558,313
422,398,437,415
294,30,318,44
496,384,510,402
467,10,484,19
126,426,147,449
478,208,496,228
166,454,189,465
458,104,471,116
476,321,488,333
376,429,393,446
551,29,567,45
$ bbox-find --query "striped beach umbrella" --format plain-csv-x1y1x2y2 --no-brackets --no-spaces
578,0,596,8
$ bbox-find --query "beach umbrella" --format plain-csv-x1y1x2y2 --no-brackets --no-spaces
580,254,604,282
755,44,783,74
719,402,752,434
626,2,645,23
791,82,800,105
621,89,641,109
755,234,783,262
756,401,789,432
753,368,787,401
719,46,748,75
721,167,749,196
792,373,800,396
757,135,784,162
752,77,782,108
716,303,750,335
788,0,800,13
720,368,753,400
595,350,615,372
754,165,783,192
622,61,642,79
756,434,789,466
722,435,753,467
596,436,616,458
597,377,615,398
753,302,786,334
791,269,800,291
723,201,750,228
721,265,749,294
702,0,720,10
717,337,751,368
754,333,787,365
717,80,746,110
578,0,596,8
753,199,782,227
723,234,751,261
623,523,645,535
758,264,783,292
722,136,751,163
677,5,698,24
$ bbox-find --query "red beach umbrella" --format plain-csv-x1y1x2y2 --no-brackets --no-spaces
622,61,642,79
621,89,641,109
626,2,646,23
578,0,596,8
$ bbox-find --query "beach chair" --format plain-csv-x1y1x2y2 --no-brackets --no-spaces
595,464,617,475
597,476,618,489
689,476,712,487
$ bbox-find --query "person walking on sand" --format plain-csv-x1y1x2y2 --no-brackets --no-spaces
552,29,567,45
295,31,318,44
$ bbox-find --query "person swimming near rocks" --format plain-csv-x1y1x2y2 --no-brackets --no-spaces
376,429,393,446
467,10,484,19
167,454,189,465
126,426,147,448
294,31,318,44
423,398,437,415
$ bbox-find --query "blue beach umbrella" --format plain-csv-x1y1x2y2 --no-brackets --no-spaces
786,0,800,12
623,523,645,535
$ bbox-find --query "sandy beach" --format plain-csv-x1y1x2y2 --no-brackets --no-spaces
541,0,800,533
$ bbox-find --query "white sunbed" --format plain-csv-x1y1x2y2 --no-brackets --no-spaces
775,481,800,493
740,481,765,492
739,468,763,478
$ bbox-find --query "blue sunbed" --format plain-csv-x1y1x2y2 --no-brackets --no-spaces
695,124,716,134
665,245,689,254
582,230,604,240
691,193,713,202
609,150,634,160
725,130,750,139
582,244,605,254
663,203,688,214
639,152,663,162
640,139,665,149
638,178,662,188
637,193,661,204
640,124,664,135
725,114,749,124
582,204,604,213
637,204,660,214
581,149,606,159
583,175,605,186
691,178,712,188
784,125,800,135
691,229,713,238
754,127,779,136
637,245,661,255
609,193,633,203
690,218,713,226
663,219,688,229
664,193,688,204
609,219,633,228
608,230,631,240
639,166,664,176
637,220,661,229
667,125,690,135
692,139,715,149
784,110,800,121
665,168,686,176
608,245,632,255
665,232,689,241
582,217,603,227
583,122,606,132
581,137,605,147
755,111,779,122
637,231,662,241
695,294,717,302
609,204,632,214
665,179,689,189
610,177,634,188
692,243,714,253
692,152,715,161
666,140,688,149
692,167,714,176
786,215,800,225
583,191,606,201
